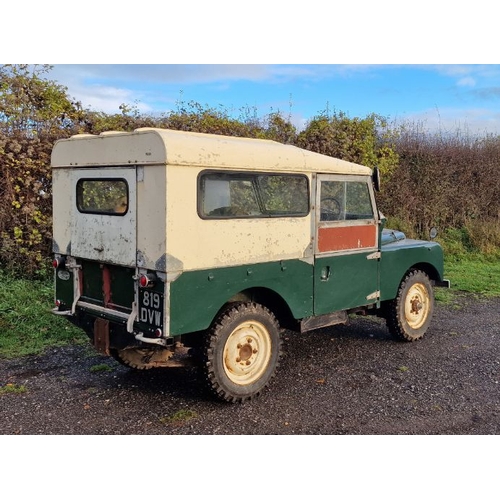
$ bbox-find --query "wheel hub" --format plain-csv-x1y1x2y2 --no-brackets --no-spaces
223,321,272,386
236,341,255,363
410,296,423,313
405,284,429,329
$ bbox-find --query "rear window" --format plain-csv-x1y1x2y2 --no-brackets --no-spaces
199,172,309,218
76,179,129,215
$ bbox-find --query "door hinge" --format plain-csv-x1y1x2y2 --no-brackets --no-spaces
366,251,381,260
366,290,380,300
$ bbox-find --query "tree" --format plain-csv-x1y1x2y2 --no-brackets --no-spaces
297,111,399,177
0,64,84,276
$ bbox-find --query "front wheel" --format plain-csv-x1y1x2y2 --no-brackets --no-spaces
386,270,434,341
202,302,282,403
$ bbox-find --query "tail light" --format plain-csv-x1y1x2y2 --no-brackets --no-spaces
53,256,66,269
139,273,156,288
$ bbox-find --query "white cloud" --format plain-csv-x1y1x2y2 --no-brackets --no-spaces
72,84,153,114
457,77,476,87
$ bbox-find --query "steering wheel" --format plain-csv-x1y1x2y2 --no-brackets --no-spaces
320,197,342,221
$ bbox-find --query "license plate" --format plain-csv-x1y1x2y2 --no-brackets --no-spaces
138,289,164,329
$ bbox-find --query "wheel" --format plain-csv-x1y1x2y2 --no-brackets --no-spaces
202,302,282,403
320,197,342,221
386,270,434,341
110,347,174,369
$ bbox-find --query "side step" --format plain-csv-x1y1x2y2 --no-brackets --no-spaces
300,311,348,333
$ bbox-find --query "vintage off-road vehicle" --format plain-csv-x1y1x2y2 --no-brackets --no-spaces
51,128,449,402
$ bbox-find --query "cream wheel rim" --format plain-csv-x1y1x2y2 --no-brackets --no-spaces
404,283,430,329
223,320,272,385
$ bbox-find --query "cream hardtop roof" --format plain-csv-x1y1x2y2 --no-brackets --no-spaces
51,127,372,175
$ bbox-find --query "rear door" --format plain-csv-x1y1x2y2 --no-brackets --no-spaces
71,167,137,267
314,174,380,314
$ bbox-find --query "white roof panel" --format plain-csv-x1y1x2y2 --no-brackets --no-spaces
51,127,372,175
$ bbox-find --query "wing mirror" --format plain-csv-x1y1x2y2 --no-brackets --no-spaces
372,166,381,192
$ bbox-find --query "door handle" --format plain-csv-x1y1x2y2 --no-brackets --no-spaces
320,266,331,281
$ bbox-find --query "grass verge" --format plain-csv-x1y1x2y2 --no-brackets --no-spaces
0,272,85,359
441,254,500,298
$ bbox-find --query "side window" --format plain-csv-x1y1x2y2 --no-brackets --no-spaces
320,180,373,221
199,172,309,218
76,179,129,215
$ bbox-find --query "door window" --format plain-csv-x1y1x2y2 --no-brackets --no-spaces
317,178,377,254
320,180,373,222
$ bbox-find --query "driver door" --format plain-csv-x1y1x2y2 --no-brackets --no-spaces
313,174,380,315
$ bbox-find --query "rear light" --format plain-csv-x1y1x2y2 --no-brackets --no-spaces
154,328,162,338
53,256,66,269
55,299,66,310
139,273,156,288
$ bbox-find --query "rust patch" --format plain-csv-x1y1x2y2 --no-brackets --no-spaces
102,265,113,308
318,225,376,253
93,318,110,356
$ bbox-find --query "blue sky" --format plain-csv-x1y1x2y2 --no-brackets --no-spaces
48,64,500,135
6,2,499,136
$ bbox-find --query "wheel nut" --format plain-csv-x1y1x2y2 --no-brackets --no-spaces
246,361,251,365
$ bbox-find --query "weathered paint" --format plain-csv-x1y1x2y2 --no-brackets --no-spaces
72,167,137,266
169,259,314,335
52,167,73,255
136,165,167,270
166,166,313,272
317,224,377,253
52,166,137,267
51,128,372,176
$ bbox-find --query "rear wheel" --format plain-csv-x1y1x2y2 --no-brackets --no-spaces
386,270,434,341
111,347,174,369
203,302,282,403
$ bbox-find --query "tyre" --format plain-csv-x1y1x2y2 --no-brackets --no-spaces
203,302,282,403
110,347,173,369
386,269,434,342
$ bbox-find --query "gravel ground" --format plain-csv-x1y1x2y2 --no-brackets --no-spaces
1,292,499,435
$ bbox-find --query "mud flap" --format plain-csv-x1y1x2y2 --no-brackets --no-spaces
94,318,110,356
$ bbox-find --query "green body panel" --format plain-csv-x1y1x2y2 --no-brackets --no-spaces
54,270,74,310
81,260,102,304
379,239,445,301
313,251,379,314
108,265,135,308
169,259,314,335
79,260,135,311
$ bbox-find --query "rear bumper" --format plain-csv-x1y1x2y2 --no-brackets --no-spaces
434,279,451,288
52,301,168,347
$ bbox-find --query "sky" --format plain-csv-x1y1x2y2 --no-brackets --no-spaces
47,64,500,135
